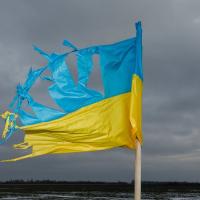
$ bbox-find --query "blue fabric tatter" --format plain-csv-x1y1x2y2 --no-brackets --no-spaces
9,66,46,111
76,46,98,87
63,39,77,51
47,47,103,113
9,66,65,125
33,45,52,61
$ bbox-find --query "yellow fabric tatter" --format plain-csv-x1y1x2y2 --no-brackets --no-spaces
1,111,18,139
130,75,143,144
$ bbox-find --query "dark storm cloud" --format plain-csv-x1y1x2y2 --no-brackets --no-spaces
0,0,200,182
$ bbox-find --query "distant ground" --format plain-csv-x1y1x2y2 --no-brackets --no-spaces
0,181,200,193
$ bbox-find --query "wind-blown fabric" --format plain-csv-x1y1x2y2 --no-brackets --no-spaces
0,22,143,161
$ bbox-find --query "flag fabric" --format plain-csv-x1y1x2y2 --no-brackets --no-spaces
0,22,143,161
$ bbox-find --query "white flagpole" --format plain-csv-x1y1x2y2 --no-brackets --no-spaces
134,139,141,200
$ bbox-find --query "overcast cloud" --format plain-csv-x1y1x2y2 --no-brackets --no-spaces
0,0,200,182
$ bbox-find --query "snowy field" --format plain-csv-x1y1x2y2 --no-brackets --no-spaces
0,191,200,200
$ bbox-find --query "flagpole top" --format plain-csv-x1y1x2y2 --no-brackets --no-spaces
135,21,142,32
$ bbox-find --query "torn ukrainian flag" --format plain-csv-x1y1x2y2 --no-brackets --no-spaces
0,22,143,161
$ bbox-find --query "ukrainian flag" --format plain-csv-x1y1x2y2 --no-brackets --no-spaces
1,22,143,161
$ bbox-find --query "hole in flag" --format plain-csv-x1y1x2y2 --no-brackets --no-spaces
87,55,104,96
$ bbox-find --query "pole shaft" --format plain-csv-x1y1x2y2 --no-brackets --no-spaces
134,139,141,200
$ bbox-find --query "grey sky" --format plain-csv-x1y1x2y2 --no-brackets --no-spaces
0,0,200,182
